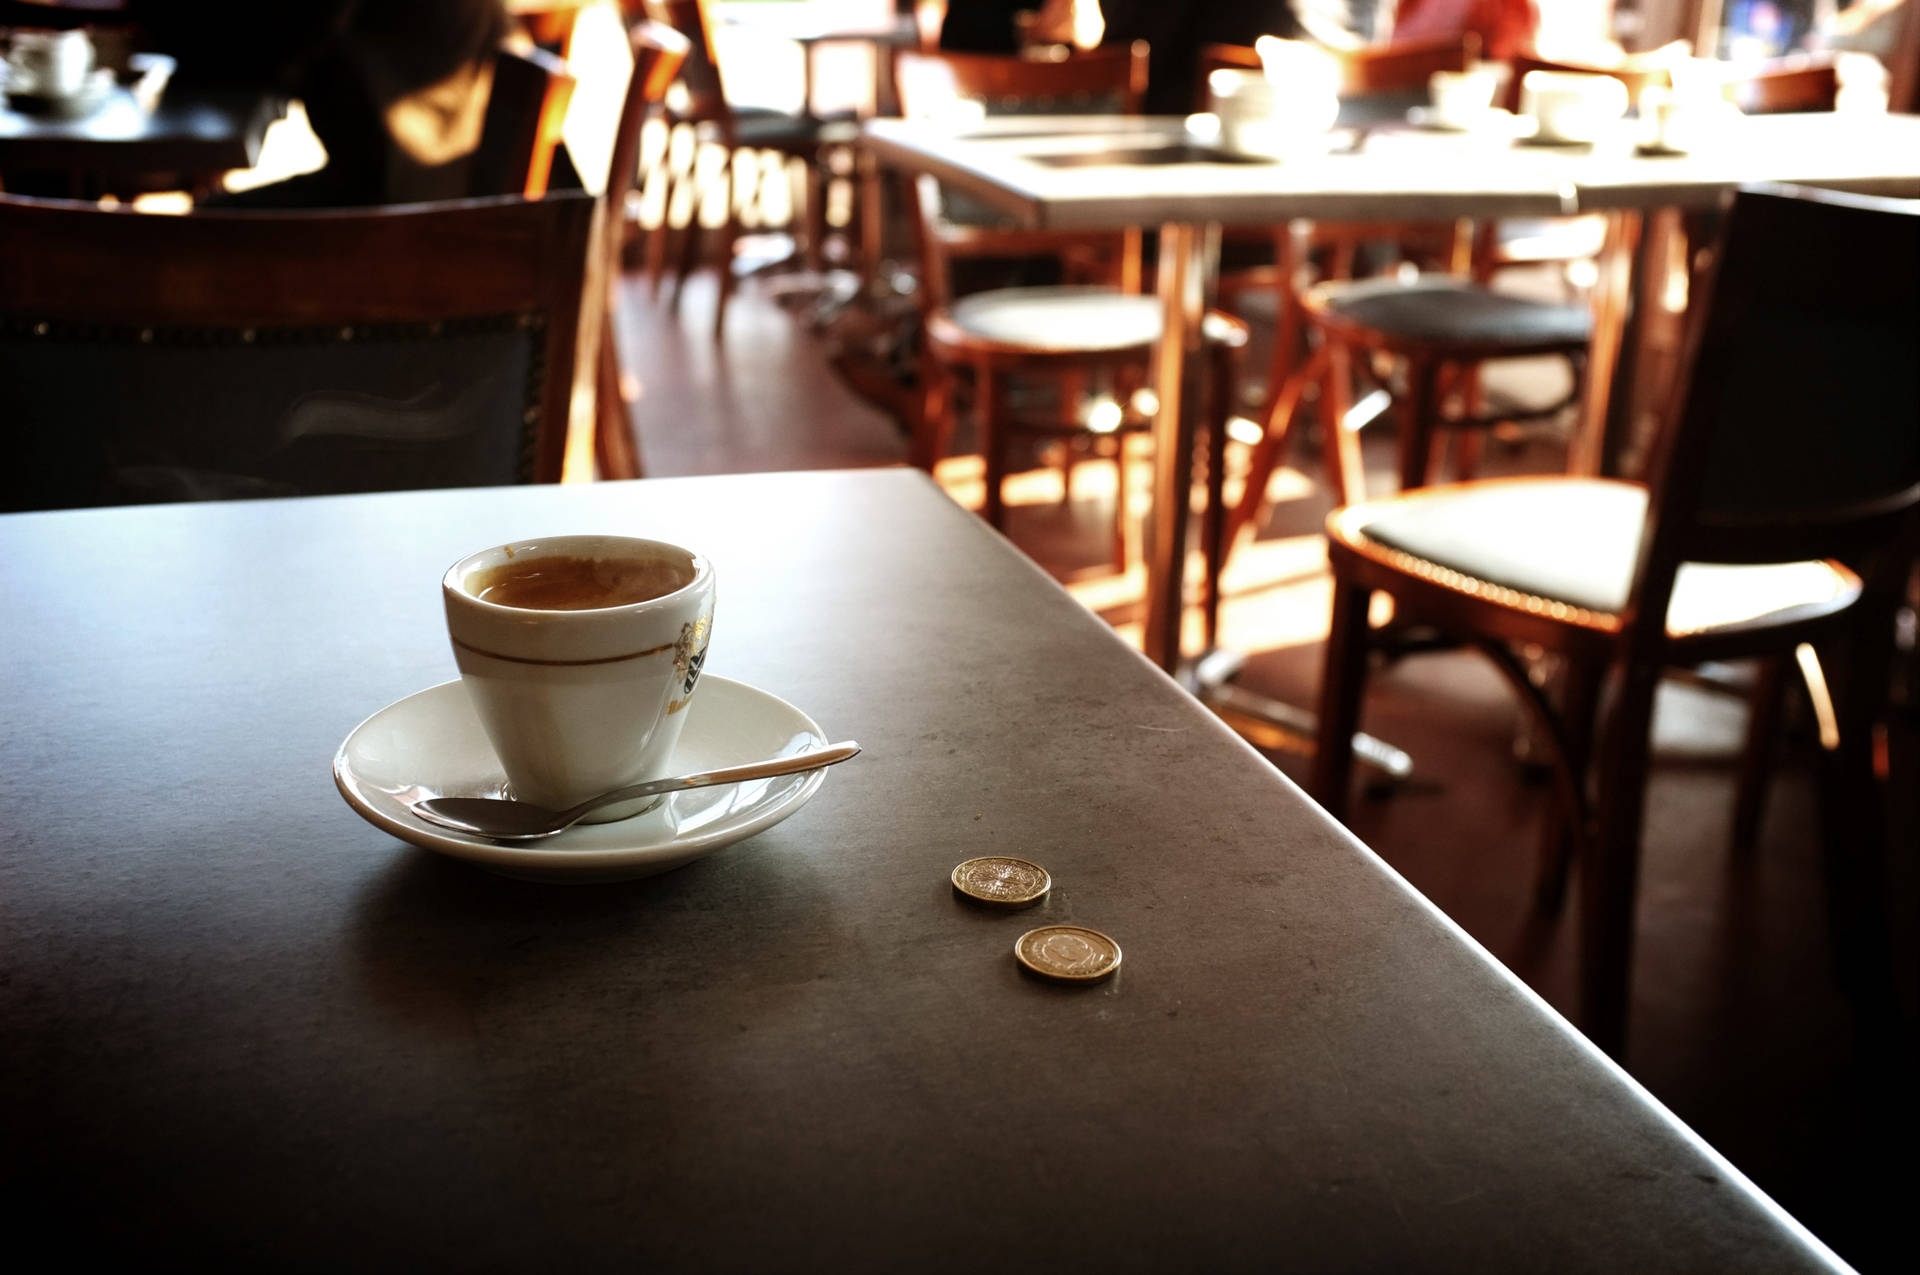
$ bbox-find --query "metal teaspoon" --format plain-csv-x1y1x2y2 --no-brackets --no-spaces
410,741,861,840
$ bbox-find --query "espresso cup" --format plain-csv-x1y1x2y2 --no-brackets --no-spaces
8,29,93,100
1521,70,1628,144
443,535,715,822
1206,67,1336,158
1427,68,1497,128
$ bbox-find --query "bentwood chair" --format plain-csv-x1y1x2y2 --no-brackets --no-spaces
895,44,1247,608
471,44,577,199
1269,52,1661,511
638,0,840,338
0,191,596,511
595,20,691,479
1309,184,1920,1056
1203,35,1482,542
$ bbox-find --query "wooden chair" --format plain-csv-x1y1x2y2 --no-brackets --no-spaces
471,44,577,199
1241,52,1624,513
594,19,691,480
1206,35,1484,545
1309,184,1920,1057
895,44,1247,615
0,191,596,511
639,0,839,338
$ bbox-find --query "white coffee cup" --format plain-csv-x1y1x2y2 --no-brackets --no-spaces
443,535,715,821
1427,68,1498,128
1207,67,1336,158
1521,70,1629,144
8,29,94,100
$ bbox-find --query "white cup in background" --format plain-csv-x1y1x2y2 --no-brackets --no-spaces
1520,70,1629,144
7,28,94,100
1206,67,1336,158
1427,68,1498,128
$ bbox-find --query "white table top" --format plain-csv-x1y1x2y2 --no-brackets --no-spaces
864,111,1920,228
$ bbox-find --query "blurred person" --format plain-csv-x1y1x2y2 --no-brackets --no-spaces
1100,0,1309,114
1387,0,1539,60
134,0,509,205
941,0,1102,52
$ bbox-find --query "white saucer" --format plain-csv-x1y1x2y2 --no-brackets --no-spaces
1405,105,1517,134
334,675,834,882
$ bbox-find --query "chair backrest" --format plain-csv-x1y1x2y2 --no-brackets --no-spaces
891,44,1149,308
1633,185,1920,597
1727,60,1840,115
472,45,577,198
894,43,1148,119
640,0,728,122
0,192,596,512
607,20,691,213
1499,52,1669,113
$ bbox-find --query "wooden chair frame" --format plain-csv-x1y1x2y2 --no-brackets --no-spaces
1,191,596,500
640,0,832,338
1309,184,1920,1056
595,19,691,480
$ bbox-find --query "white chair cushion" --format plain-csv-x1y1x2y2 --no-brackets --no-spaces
1353,479,1857,635
945,287,1164,352
941,287,1240,355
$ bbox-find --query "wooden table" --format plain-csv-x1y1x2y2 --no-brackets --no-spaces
0,78,282,195
0,470,1848,1270
863,111,1920,671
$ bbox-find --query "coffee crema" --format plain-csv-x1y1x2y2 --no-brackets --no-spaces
467,554,689,611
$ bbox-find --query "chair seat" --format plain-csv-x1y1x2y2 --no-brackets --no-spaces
1313,276,1592,352
726,109,825,150
1343,478,1860,637
934,286,1239,356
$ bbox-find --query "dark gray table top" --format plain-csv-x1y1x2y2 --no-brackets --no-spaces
0,470,1844,1271
0,81,279,180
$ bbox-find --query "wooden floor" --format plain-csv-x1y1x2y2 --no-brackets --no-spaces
613,265,1918,1273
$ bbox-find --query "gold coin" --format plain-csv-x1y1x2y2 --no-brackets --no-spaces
1014,925,1121,983
951,856,1051,908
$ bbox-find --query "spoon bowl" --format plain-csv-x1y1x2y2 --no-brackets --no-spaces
411,741,861,841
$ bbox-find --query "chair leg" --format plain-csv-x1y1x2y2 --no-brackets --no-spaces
712,159,738,340
1813,622,1899,1027
672,191,704,309
912,348,954,471
593,298,643,480
645,197,672,298
1397,355,1442,493
1228,343,1324,549
1324,339,1367,508
1580,659,1661,1059
1731,653,1790,855
979,363,1009,530
1310,577,1373,823
1536,655,1604,914
803,150,828,273
649,123,687,298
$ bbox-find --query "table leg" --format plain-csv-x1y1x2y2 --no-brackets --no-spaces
1143,222,1212,672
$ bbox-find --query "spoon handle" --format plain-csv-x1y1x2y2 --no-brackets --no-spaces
561,741,862,822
